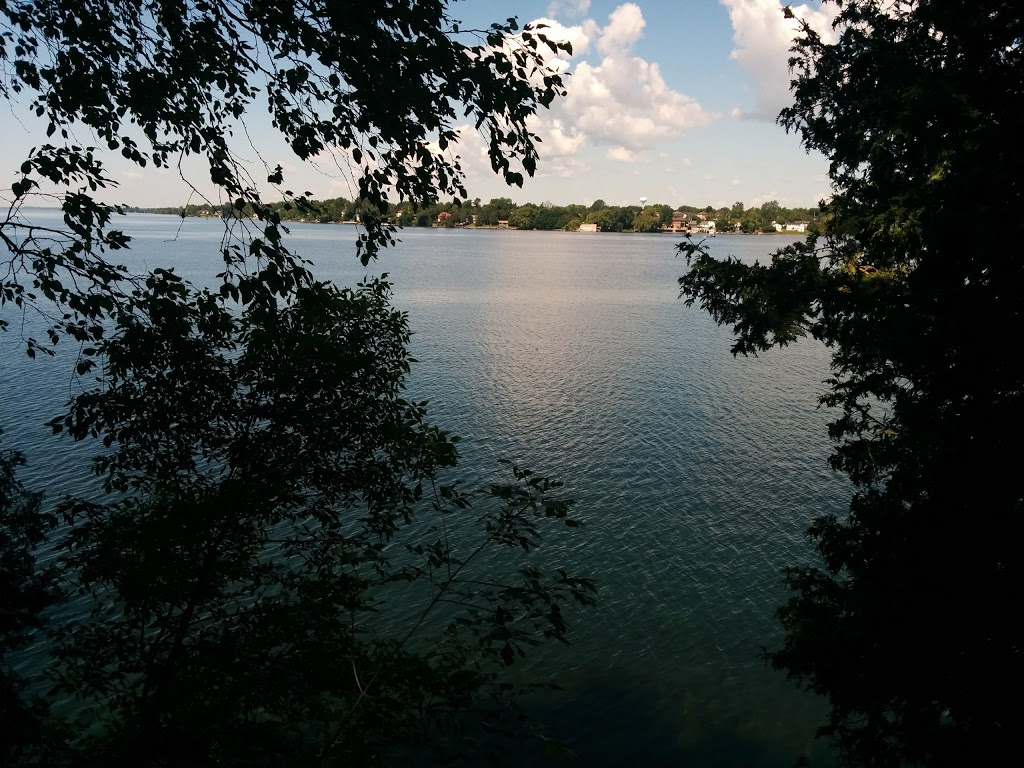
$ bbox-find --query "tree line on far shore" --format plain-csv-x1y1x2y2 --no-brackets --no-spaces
132,197,824,234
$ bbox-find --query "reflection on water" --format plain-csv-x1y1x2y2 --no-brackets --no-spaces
1,214,846,765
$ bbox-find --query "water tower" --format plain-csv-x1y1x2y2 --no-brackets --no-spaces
639,196,647,207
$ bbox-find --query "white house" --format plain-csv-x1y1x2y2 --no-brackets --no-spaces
775,220,811,233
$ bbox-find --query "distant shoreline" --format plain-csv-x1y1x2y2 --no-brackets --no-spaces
127,210,807,236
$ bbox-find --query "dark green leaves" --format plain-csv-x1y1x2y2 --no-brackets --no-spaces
0,433,63,762
681,2,1024,764
678,235,828,356
0,3,588,762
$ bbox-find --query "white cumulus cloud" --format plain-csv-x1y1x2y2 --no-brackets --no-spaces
522,2,715,171
721,0,838,120
445,3,716,187
565,54,712,150
597,3,646,55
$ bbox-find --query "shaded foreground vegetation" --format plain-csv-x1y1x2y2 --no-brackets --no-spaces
680,1,1024,765
1,1,595,764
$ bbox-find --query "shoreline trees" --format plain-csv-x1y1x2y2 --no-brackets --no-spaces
130,196,825,234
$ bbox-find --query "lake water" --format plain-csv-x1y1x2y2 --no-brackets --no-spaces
0,213,848,766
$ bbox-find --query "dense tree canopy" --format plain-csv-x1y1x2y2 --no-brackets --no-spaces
680,1,1023,764
0,1,594,765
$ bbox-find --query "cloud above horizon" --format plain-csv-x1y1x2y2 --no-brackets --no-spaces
721,0,838,120
514,2,717,179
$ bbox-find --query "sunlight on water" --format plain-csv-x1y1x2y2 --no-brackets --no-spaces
1,213,846,765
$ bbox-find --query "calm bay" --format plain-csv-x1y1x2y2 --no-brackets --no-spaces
1,212,848,765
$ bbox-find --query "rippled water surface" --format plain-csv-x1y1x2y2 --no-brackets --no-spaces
1,213,849,766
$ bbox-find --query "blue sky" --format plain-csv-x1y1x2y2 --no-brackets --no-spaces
1,0,835,210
